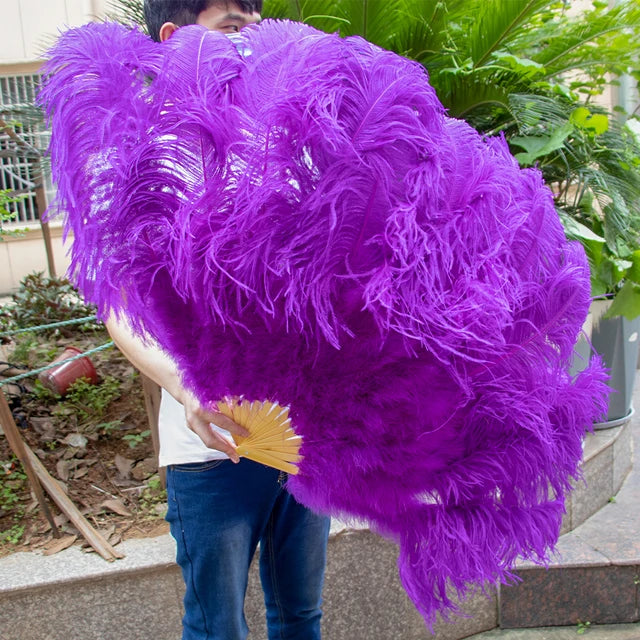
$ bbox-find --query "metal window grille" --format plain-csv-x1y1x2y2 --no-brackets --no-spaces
0,73,53,227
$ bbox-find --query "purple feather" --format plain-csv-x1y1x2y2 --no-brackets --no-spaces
39,20,609,626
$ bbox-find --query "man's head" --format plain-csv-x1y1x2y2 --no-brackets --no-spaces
144,0,262,43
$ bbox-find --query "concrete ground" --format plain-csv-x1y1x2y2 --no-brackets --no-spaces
470,622,640,639
0,357,638,639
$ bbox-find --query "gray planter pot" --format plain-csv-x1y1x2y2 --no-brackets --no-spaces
590,300,640,426
569,310,593,377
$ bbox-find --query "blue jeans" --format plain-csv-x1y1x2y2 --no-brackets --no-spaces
166,459,331,640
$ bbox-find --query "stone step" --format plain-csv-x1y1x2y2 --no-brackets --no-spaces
497,408,640,631
469,622,640,639
0,394,637,639
0,524,492,640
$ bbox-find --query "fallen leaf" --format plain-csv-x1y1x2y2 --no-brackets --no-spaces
108,532,122,546
36,521,52,534
113,478,140,488
42,535,77,556
114,454,134,479
154,502,168,517
132,457,157,481
33,536,52,549
30,417,56,441
62,525,80,537
98,524,117,539
0,362,23,377
74,467,89,479
53,513,70,528
63,433,88,449
99,499,132,517
56,460,71,482
25,500,39,514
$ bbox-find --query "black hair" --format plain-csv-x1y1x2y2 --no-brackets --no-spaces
144,0,263,42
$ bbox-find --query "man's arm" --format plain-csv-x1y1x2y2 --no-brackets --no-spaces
105,314,248,462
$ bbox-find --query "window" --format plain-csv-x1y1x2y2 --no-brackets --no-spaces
0,72,53,226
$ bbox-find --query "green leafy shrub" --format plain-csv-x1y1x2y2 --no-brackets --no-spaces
122,430,151,449
138,474,167,517
0,190,27,239
0,459,27,547
0,272,100,338
62,376,122,425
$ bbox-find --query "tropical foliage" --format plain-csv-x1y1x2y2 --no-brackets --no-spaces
264,0,640,316
110,0,640,315
107,0,146,26
0,190,27,239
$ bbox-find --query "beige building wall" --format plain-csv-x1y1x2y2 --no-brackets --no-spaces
0,1,107,293
0,1,638,294
0,0,107,65
0,227,71,294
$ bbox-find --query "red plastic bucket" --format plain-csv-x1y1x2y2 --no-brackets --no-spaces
38,346,98,395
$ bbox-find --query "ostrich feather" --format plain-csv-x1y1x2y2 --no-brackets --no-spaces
39,20,609,626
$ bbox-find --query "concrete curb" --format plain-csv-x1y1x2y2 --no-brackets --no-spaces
0,409,635,640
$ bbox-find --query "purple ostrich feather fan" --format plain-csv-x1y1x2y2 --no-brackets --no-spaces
39,20,609,624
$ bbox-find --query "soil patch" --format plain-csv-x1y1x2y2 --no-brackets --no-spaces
1,320,168,559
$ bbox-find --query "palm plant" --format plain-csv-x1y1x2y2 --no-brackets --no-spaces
109,0,640,315
107,0,146,28
264,0,640,315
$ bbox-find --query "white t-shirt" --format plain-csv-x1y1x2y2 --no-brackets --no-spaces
157,390,229,467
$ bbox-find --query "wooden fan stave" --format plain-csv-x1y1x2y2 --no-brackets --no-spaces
216,398,302,474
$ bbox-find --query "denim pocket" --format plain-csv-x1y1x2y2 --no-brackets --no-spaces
170,459,226,473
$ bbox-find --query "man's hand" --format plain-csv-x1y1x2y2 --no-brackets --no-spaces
182,393,250,463
104,315,249,461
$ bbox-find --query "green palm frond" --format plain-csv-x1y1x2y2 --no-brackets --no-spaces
107,0,145,28
531,1,640,77
508,93,575,134
264,0,352,32
439,74,513,119
466,0,554,68
327,0,406,46
262,0,293,19
390,1,451,65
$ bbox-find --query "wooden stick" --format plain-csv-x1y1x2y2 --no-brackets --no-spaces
35,183,57,279
0,118,42,158
0,392,60,537
23,446,125,561
139,373,165,488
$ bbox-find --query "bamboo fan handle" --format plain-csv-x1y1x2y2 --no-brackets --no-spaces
217,399,302,475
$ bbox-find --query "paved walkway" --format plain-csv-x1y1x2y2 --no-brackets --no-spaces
470,622,640,639
469,389,640,639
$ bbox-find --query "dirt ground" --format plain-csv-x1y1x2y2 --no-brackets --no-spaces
0,324,169,559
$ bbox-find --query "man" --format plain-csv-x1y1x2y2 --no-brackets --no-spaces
106,2,331,639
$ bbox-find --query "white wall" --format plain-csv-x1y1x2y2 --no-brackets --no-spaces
0,0,106,64
0,1,105,292
0,225,72,294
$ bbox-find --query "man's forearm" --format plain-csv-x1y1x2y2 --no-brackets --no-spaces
104,313,186,403
104,312,249,460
